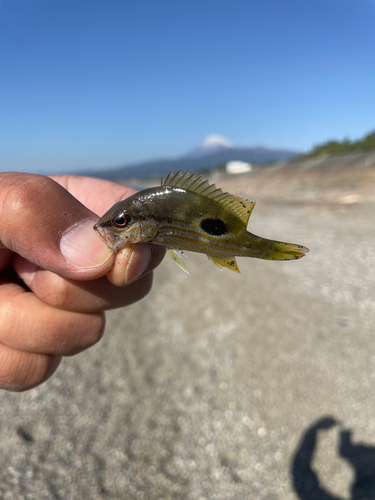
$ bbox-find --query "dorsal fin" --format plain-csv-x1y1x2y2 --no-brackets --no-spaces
162,170,256,225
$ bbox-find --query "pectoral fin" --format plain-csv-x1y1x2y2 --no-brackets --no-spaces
167,248,190,274
208,256,241,273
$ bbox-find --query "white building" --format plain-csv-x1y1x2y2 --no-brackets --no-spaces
225,161,252,174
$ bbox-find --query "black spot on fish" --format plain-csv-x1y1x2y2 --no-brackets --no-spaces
245,243,252,249
201,218,228,236
167,215,172,223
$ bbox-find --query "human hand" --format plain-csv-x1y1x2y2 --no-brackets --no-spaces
0,173,165,392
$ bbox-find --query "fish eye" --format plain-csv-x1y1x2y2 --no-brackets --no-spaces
112,212,131,227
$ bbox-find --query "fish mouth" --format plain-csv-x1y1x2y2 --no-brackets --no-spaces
94,223,122,253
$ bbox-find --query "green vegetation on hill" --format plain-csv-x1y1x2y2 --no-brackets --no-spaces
294,129,375,161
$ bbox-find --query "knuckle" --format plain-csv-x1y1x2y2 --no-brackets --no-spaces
0,345,59,392
0,174,61,250
2,174,55,214
12,354,60,392
65,313,105,356
39,272,72,309
81,313,106,347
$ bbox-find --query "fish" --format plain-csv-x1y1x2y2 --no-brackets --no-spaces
94,170,309,273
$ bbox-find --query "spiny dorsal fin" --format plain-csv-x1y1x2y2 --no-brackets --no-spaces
162,170,256,226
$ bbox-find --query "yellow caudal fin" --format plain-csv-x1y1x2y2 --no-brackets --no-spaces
245,235,310,261
267,241,309,260
208,255,241,273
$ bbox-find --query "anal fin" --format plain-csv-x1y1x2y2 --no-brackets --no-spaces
208,256,241,273
167,248,190,274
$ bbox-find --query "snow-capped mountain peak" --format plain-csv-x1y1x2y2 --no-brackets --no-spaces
201,134,233,149
185,134,234,159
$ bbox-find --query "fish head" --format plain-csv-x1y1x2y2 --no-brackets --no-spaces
94,197,154,253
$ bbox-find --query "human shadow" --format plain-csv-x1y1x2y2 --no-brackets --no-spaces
291,416,375,500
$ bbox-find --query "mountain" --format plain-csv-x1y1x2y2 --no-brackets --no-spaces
78,136,301,180
185,134,234,159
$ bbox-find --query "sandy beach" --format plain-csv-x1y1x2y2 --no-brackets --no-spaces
1,153,375,499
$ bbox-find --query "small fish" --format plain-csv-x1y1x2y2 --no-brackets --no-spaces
94,170,309,273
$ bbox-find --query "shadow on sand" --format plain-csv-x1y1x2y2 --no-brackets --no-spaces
292,416,375,500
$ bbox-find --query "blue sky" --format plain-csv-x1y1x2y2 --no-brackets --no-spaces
1,0,375,174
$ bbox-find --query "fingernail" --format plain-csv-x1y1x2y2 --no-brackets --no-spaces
60,219,113,268
19,261,37,286
124,244,151,285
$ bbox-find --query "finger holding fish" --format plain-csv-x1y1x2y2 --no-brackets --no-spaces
107,243,156,287
14,245,165,311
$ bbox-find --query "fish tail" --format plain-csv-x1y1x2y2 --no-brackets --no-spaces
244,233,309,261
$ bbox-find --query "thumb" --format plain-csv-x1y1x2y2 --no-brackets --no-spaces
0,173,114,279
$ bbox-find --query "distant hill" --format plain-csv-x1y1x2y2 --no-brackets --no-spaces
293,129,375,162
78,135,300,180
